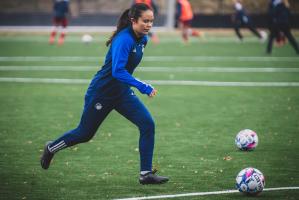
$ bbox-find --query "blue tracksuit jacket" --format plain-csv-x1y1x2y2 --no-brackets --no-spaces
86,26,153,99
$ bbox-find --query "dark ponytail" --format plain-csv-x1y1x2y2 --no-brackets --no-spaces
106,3,152,47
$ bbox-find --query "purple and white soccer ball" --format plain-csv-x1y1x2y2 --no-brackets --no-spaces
236,167,265,195
235,129,258,151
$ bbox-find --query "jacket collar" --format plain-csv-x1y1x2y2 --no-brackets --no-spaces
129,26,145,43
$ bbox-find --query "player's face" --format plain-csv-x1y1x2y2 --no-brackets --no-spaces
132,10,154,37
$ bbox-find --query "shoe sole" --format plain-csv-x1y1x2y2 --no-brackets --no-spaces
40,141,53,170
139,178,169,185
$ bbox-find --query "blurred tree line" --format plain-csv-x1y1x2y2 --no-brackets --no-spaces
0,0,298,15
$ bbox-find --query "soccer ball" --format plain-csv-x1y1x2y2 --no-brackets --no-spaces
235,129,258,151
81,34,93,44
236,167,265,195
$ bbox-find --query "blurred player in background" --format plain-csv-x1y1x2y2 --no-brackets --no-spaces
49,0,69,45
176,0,201,44
267,0,299,54
232,0,267,42
41,3,169,185
274,0,288,47
133,0,160,44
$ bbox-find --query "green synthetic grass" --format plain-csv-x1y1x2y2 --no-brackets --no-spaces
0,33,299,200
1,71,299,82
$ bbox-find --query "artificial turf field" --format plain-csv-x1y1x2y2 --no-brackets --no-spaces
0,31,298,200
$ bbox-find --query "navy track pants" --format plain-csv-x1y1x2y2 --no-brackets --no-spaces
48,90,155,171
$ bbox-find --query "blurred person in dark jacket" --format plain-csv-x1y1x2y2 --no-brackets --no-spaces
232,0,267,42
267,0,299,54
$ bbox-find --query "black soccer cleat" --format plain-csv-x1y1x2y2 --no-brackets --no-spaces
139,169,169,185
40,141,54,170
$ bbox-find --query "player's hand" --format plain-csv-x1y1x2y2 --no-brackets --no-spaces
149,89,157,98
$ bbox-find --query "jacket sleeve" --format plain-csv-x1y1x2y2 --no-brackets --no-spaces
111,34,153,96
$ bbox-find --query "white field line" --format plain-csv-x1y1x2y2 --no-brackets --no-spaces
0,66,299,73
0,36,267,43
113,187,299,200
0,66,98,71
0,77,89,84
0,56,298,62
1,77,299,87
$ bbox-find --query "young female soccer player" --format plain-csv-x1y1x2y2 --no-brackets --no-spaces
41,3,169,185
